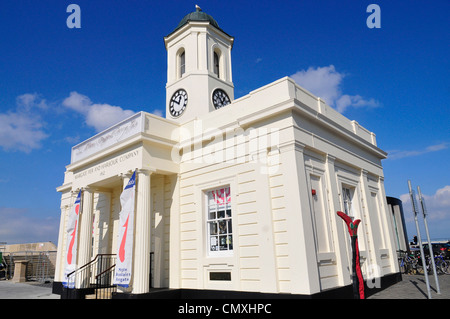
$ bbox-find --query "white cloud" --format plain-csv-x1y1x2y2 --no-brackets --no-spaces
290,65,380,113
0,207,59,244
16,93,48,111
335,94,379,113
151,109,164,117
62,92,135,132
62,91,91,114
401,185,450,222
64,135,81,144
400,185,450,240
0,93,49,153
387,142,449,160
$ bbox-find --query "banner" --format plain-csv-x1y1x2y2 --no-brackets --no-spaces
63,189,82,288
212,187,231,206
113,171,136,287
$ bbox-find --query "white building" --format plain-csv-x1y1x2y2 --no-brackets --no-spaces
53,7,400,299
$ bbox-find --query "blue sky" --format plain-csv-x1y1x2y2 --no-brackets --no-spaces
0,0,449,245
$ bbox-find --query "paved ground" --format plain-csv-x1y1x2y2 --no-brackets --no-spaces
0,280,59,299
0,274,449,299
367,273,450,299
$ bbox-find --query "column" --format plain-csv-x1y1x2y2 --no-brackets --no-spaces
132,169,153,294
76,187,94,288
54,203,69,283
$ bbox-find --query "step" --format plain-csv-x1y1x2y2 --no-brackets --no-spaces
85,290,113,299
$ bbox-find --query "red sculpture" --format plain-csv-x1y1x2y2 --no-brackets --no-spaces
337,211,365,299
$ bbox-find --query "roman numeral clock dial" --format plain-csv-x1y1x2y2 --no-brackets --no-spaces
170,89,188,117
212,89,231,109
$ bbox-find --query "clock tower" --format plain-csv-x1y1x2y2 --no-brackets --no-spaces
164,6,235,122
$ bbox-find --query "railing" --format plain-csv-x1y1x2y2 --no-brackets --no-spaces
66,252,154,299
149,252,154,289
95,264,117,299
94,252,154,299
65,254,116,296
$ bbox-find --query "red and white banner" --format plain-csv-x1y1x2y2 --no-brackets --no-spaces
212,187,231,206
63,190,82,288
113,171,136,287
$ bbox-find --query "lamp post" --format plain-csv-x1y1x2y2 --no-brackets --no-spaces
417,185,440,294
408,180,431,299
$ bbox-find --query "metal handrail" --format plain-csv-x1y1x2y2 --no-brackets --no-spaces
95,264,117,299
65,254,116,293
95,264,116,280
66,254,115,279
65,252,156,299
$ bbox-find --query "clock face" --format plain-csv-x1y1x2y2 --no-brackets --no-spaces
170,89,188,117
212,89,231,110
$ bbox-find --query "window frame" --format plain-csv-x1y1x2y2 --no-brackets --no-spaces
213,51,220,78
205,185,233,257
180,51,185,77
178,49,186,79
341,185,357,219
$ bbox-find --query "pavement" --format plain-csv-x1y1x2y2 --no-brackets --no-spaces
367,273,450,299
0,274,449,299
0,280,60,299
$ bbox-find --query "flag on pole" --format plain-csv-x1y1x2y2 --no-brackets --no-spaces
113,171,136,287
63,189,82,288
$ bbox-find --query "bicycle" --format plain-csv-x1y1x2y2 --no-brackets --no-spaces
416,253,449,275
429,253,449,275
397,250,420,275
398,250,407,273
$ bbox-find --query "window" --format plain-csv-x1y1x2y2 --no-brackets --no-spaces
207,186,232,254
213,51,220,78
179,51,185,78
310,174,331,253
209,272,231,281
342,186,355,218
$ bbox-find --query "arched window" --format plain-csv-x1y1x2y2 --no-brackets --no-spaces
179,50,186,78
213,51,220,78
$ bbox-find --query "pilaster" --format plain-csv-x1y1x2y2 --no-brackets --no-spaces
377,176,400,273
325,154,351,286
169,174,181,289
278,141,320,294
359,169,380,270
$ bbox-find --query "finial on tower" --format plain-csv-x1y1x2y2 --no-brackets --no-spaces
195,4,202,12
